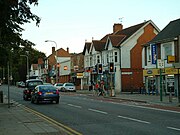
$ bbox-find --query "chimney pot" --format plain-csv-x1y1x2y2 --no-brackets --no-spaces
113,23,123,33
52,47,55,54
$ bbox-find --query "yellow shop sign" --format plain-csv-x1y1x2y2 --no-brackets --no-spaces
143,69,159,76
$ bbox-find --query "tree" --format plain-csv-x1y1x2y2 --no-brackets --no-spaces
0,0,40,62
0,0,44,83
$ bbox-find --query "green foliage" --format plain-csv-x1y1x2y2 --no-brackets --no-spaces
0,0,46,83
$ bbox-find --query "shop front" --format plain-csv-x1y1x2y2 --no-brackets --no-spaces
143,68,179,96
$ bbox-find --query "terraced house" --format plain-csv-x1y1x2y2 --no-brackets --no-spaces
83,20,160,94
143,18,180,97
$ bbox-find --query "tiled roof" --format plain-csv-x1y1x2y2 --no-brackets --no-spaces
92,40,106,51
101,33,112,41
56,48,70,57
83,42,91,55
114,21,147,44
83,20,151,53
149,18,180,44
109,35,126,47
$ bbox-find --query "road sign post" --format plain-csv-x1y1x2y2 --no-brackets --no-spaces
157,59,164,102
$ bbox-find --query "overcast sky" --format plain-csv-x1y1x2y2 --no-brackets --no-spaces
22,0,180,56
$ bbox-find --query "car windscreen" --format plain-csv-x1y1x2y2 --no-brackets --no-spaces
28,81,43,87
65,83,74,86
39,86,56,92
57,83,63,86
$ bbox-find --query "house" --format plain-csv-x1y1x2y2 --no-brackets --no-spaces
45,47,70,84
29,58,47,81
70,52,85,90
83,20,160,94
143,18,180,97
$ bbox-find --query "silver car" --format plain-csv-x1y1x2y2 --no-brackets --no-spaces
61,83,76,92
54,83,63,91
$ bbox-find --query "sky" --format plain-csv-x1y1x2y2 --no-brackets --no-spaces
22,0,180,56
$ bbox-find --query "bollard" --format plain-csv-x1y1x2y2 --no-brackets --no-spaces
169,87,172,102
0,91,3,103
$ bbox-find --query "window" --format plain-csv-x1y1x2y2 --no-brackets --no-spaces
164,43,172,58
90,57,92,66
147,46,151,62
114,52,118,62
97,55,100,63
107,54,109,63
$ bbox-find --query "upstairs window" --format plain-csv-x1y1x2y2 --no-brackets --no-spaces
107,54,109,63
164,43,172,58
97,55,100,63
114,52,118,62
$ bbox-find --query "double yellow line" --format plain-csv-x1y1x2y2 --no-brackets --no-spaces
24,106,82,135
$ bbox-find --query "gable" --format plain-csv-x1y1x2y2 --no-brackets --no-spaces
149,18,180,44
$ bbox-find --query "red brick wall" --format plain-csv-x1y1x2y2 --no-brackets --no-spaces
122,24,157,92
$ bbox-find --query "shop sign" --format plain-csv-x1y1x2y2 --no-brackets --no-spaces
165,68,178,75
167,55,175,63
121,72,132,75
157,59,164,69
143,69,159,76
77,73,83,78
147,70,152,74
151,44,157,64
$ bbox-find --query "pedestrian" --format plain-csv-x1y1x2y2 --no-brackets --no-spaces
98,82,103,96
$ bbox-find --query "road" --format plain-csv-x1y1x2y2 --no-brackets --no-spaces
1,85,180,135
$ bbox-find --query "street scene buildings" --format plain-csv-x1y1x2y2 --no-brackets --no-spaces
30,18,180,98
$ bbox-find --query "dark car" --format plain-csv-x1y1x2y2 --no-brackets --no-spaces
23,79,43,100
31,85,60,104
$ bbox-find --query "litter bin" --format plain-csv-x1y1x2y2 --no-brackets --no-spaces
0,91,3,103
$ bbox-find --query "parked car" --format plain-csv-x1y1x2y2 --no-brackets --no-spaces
17,81,25,88
61,83,76,92
23,79,43,100
31,85,60,104
54,83,63,91
43,83,53,85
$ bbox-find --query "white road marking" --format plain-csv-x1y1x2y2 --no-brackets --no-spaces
67,104,82,108
113,102,180,114
167,126,180,131
88,108,108,114
118,115,150,124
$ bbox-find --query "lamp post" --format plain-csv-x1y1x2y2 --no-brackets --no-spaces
45,40,58,83
20,53,29,80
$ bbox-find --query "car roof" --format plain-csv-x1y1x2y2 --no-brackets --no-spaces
38,85,54,87
26,79,43,82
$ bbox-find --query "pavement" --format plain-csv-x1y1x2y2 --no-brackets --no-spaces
77,89,180,112
0,95,75,135
0,88,180,135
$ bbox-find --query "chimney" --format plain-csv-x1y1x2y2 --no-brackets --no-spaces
52,47,55,54
113,23,123,33
38,58,44,65
67,47,69,53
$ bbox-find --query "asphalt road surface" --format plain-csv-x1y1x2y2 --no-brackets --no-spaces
1,85,180,135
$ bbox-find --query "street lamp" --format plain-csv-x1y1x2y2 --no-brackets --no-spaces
20,52,29,80
45,40,58,83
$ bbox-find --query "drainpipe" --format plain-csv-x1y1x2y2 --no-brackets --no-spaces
119,46,122,92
